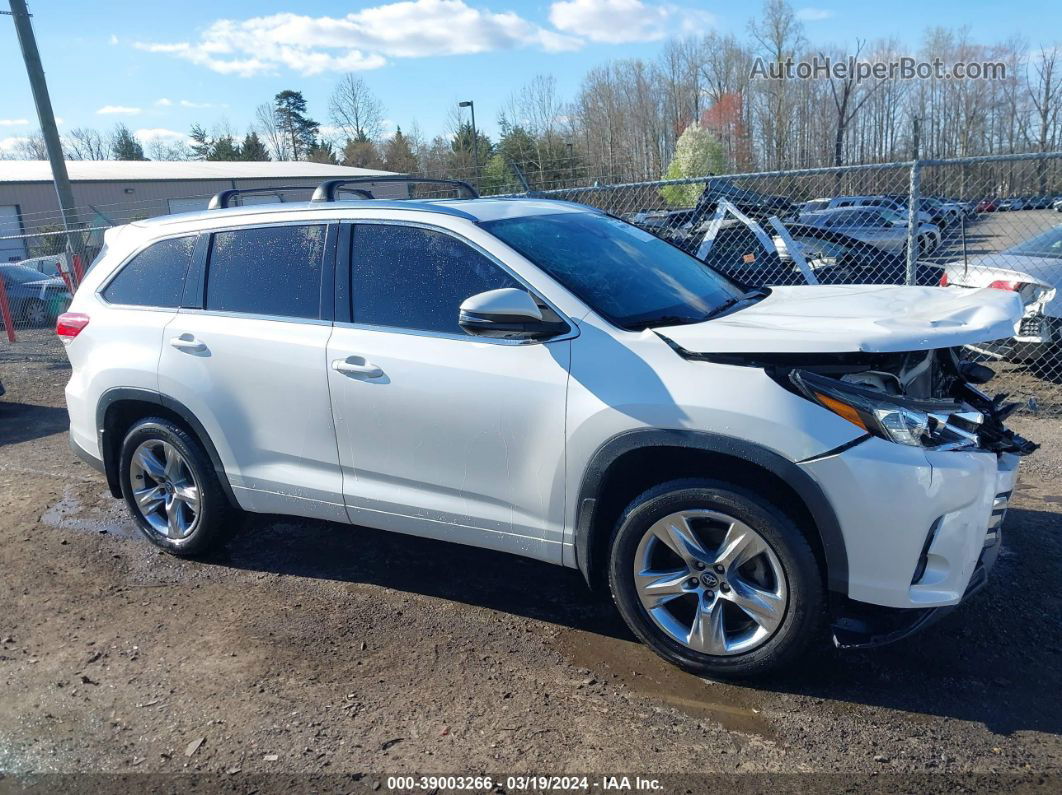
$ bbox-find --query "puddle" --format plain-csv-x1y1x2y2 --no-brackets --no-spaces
552,626,774,739
40,487,137,539
1039,495,1062,504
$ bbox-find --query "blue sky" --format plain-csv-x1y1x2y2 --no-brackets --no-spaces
0,0,1056,154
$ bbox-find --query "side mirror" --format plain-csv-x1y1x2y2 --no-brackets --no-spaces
458,288,567,340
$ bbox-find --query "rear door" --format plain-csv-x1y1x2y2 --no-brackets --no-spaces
325,220,572,562
157,221,345,521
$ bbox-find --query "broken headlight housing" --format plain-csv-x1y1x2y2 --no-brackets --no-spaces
790,369,982,450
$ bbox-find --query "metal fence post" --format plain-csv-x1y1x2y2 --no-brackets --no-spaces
905,118,922,286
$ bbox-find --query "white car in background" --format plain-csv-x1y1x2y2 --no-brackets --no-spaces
942,224,1061,359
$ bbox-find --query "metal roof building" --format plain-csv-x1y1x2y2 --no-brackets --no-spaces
0,160,400,262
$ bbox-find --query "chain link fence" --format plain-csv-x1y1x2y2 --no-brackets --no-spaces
2,152,1061,414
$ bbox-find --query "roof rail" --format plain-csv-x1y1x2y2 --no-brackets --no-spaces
207,185,371,210
311,176,479,202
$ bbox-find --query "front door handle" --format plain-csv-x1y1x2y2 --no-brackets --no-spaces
332,356,384,379
170,333,207,353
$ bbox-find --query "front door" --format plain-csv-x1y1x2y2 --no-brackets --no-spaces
326,221,571,562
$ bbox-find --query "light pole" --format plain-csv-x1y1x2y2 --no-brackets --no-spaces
458,100,478,186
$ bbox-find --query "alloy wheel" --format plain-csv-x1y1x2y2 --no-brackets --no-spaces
633,509,788,656
128,440,201,540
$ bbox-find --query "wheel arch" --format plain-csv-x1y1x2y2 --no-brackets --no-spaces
573,429,848,595
95,387,237,506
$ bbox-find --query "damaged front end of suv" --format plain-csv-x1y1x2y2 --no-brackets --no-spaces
785,348,1038,458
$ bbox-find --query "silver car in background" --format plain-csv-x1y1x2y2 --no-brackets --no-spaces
795,206,941,255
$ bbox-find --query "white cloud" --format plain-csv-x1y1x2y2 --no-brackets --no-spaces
0,136,30,154
0,118,30,127
155,98,173,107
134,128,192,145
109,34,119,45
795,7,834,21
135,0,582,76
179,99,219,108
97,105,142,115
548,0,712,44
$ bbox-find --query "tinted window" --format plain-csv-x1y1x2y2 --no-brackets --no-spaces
206,225,325,319
351,224,520,334
483,212,742,329
102,236,196,307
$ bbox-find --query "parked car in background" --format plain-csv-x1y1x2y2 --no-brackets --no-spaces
795,206,941,254
798,195,934,225
777,224,944,286
17,254,66,279
1053,198,1062,212
976,198,1000,213
997,197,1026,212
0,264,73,327
942,224,1062,360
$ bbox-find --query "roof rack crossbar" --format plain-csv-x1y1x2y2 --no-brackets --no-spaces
207,185,371,210
311,176,479,202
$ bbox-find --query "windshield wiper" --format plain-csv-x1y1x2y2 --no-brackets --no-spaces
699,287,770,322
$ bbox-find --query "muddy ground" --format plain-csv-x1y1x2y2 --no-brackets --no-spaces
0,335,1060,793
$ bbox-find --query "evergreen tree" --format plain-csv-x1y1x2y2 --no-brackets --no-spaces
210,136,242,161
382,126,419,173
240,131,270,161
341,138,383,169
273,90,320,161
306,139,338,165
111,124,146,160
189,123,212,160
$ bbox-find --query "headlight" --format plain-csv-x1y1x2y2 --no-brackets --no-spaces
790,370,982,450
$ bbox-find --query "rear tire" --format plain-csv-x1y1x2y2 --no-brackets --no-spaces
119,417,238,556
608,479,826,679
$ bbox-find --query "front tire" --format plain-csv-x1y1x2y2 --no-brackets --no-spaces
119,417,237,556
21,298,46,327
608,479,826,679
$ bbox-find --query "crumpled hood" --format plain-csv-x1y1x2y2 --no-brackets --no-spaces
655,284,1023,354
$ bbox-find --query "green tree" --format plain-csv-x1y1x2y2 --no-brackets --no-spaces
382,127,418,173
307,139,339,165
660,124,726,206
111,123,146,160
450,122,492,178
189,123,212,160
273,90,320,161
240,131,270,161
341,138,382,169
210,136,241,161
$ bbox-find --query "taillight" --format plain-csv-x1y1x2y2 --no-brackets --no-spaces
988,280,1027,292
56,312,89,343
939,272,949,286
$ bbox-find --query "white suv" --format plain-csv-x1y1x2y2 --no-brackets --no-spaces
60,178,1036,678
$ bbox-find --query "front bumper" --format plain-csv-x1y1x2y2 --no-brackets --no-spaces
800,436,1018,610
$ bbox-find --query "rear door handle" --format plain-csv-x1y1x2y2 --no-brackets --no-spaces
332,356,384,379
170,333,207,353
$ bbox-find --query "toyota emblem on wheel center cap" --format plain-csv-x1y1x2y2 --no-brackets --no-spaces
700,572,719,588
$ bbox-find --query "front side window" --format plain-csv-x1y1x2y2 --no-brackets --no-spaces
483,211,743,329
102,235,196,307
350,224,520,334
206,224,325,319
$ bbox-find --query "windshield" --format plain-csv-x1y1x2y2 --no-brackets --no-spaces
482,211,743,329
1007,225,1062,259
0,264,50,284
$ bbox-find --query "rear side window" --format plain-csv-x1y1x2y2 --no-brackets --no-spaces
102,235,196,307
206,224,325,319
350,224,519,334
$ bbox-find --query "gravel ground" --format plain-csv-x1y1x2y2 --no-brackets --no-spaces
0,335,1060,793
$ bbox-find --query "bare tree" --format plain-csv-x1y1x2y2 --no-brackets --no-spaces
822,40,888,170
255,102,289,160
13,131,48,159
329,74,385,142
65,127,108,160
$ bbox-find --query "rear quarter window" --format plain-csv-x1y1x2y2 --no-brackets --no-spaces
102,235,196,307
